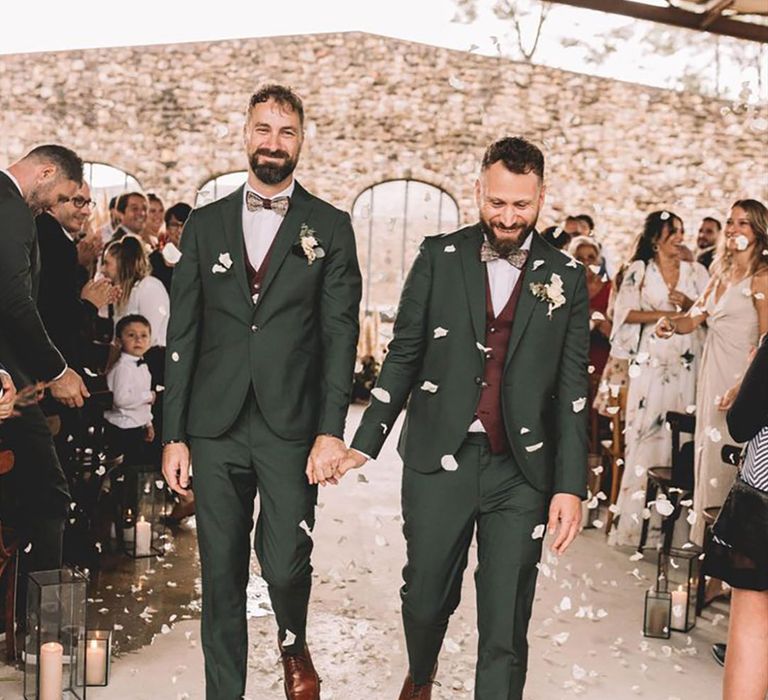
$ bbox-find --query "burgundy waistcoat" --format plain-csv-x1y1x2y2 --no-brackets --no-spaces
243,235,279,301
474,270,525,454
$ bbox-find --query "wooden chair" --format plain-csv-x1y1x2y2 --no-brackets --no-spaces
638,411,696,553
603,386,627,535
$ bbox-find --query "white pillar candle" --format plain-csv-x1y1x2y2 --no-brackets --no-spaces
671,585,688,629
39,641,63,700
135,516,152,556
86,639,107,685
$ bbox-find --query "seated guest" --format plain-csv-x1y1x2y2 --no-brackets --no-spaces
111,192,148,242
98,195,121,244
104,315,156,465
608,210,709,547
37,181,115,372
704,332,768,700
697,216,722,270
103,236,170,347
150,202,192,293
142,193,165,249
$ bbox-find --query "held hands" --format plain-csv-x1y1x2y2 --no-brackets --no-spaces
162,442,192,496
305,436,367,486
547,493,582,555
49,368,90,408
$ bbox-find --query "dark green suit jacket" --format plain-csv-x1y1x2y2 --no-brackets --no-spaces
351,225,589,498
163,182,362,443
0,172,66,388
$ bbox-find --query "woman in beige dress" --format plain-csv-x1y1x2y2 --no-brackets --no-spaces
657,199,768,545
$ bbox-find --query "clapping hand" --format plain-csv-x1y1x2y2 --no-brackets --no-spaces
0,373,17,422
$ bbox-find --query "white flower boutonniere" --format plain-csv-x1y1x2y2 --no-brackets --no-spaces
297,224,325,266
212,252,233,274
530,272,566,319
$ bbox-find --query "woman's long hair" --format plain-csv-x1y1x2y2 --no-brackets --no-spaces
104,235,150,310
628,210,680,264
712,199,768,278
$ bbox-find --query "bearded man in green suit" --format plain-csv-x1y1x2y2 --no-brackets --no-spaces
162,85,362,700
337,137,589,700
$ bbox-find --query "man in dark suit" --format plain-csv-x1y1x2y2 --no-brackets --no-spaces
338,137,589,700
109,191,148,243
0,144,90,574
37,181,114,372
162,85,362,700
696,216,721,270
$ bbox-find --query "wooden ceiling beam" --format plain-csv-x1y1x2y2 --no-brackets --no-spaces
548,0,768,43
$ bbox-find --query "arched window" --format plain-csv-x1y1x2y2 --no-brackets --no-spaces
83,162,142,223
196,171,248,207
352,180,460,314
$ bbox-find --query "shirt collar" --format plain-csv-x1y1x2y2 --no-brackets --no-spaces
243,179,295,207
119,351,146,364
1,169,23,197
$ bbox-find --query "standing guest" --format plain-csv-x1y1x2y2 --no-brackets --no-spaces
704,332,768,700
162,84,361,700
150,202,192,293
0,145,89,576
563,215,580,238
574,213,594,236
337,137,588,700
98,195,122,245
104,315,155,465
697,216,722,270
540,224,569,250
142,193,165,249
103,236,170,347
111,192,148,242
656,199,768,546
608,210,709,547
37,181,115,371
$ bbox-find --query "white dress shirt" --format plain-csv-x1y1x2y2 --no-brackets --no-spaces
468,233,533,432
242,180,295,271
114,276,170,347
104,352,153,429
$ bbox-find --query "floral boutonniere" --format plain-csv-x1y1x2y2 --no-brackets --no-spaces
292,224,325,266
530,272,566,319
212,252,233,274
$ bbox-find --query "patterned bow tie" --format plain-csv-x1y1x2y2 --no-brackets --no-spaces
480,241,529,269
246,191,290,216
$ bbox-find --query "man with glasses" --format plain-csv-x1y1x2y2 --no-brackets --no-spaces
37,181,115,372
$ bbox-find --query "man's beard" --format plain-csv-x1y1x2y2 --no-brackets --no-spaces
480,217,537,256
26,181,56,216
249,148,298,186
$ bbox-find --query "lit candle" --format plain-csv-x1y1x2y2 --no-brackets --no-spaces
123,509,135,543
39,641,63,700
135,516,152,556
671,585,688,630
86,638,107,685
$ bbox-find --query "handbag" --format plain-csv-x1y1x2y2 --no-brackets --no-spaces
711,477,768,570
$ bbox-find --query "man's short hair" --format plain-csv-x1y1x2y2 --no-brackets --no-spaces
25,144,83,184
575,214,595,231
108,195,118,209
115,314,151,337
116,191,147,213
703,216,722,231
147,192,164,208
481,137,544,180
164,202,192,226
247,84,304,126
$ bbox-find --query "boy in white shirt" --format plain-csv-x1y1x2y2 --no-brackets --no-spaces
105,314,155,465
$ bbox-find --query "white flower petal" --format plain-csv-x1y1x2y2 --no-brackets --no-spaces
162,242,182,264
526,441,544,453
566,258,578,268
433,327,449,339
219,252,232,267
299,520,312,536
283,630,296,647
444,244,456,253
572,397,587,413
559,596,572,611
420,380,439,393
655,499,675,517
171,352,180,362
476,342,492,353
520,427,531,435
532,259,545,270
370,387,391,404
531,524,546,540
441,455,459,471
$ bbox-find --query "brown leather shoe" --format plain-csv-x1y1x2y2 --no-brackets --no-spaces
398,663,438,700
280,644,321,700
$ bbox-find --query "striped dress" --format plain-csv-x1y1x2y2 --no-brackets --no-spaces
742,425,768,492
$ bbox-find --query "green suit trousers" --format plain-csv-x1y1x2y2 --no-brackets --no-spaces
401,434,548,700
190,391,317,700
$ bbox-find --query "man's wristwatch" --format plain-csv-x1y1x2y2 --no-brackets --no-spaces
162,439,187,447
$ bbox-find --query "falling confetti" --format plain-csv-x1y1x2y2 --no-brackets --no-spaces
420,381,439,393
531,524,546,540
572,397,587,413
433,327,449,338
370,387,390,403
444,244,456,253
526,442,544,452
441,455,459,472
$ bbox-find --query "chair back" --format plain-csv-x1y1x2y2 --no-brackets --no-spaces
666,411,696,491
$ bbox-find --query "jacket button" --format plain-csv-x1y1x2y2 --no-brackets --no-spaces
475,376,483,385
251,324,259,332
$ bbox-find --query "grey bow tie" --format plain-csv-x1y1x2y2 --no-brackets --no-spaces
246,191,290,216
480,241,529,269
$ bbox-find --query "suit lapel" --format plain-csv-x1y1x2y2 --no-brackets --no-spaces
458,225,486,343
255,181,314,305
221,185,253,305
504,232,551,370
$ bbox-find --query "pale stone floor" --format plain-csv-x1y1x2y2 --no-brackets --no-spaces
0,406,729,699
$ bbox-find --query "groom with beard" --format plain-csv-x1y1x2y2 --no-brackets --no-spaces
337,137,589,699
162,84,361,700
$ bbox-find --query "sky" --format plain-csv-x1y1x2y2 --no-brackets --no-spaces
3,0,766,101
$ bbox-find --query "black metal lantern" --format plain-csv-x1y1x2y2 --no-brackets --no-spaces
657,547,701,632
643,588,672,639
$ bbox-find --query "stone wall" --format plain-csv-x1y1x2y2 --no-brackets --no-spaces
1,31,766,262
